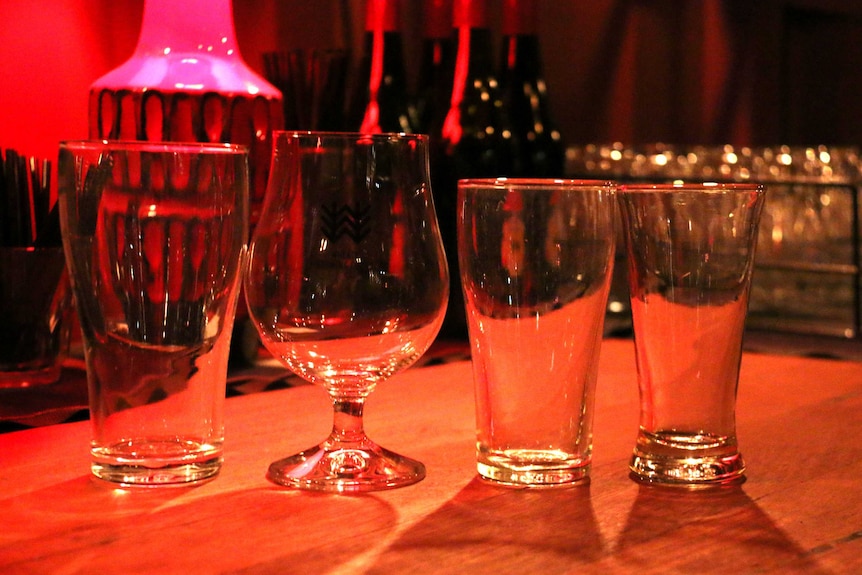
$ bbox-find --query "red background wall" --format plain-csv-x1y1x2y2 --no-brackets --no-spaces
2,0,861,162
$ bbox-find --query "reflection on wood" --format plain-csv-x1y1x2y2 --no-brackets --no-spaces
0,339,860,573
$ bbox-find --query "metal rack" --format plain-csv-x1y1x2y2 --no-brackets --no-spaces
567,144,862,339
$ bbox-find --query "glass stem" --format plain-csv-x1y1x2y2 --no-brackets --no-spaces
330,397,368,446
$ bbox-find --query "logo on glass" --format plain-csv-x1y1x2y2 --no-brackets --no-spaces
321,201,371,243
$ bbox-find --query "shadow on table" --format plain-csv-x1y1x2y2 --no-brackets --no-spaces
367,477,605,574
0,475,399,574
609,482,831,574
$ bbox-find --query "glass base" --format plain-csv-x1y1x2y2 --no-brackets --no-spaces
629,430,745,486
266,441,426,493
91,437,223,487
477,448,591,488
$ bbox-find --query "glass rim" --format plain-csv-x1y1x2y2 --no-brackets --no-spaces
58,140,249,155
458,177,615,190
618,182,765,193
273,130,428,142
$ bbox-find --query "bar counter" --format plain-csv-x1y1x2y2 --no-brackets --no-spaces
1,338,861,574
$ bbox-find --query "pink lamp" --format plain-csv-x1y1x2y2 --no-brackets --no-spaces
88,0,284,221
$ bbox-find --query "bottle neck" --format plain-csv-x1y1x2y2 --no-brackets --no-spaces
502,34,543,74
362,31,408,92
365,0,400,32
356,2,411,133
453,0,489,28
453,26,495,79
135,0,240,58
423,0,453,39
501,0,544,76
452,0,493,70
502,0,538,36
442,24,496,144
361,0,405,99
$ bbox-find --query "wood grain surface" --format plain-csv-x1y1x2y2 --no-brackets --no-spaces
1,338,860,574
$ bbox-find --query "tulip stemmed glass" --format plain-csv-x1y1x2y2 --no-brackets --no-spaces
244,132,449,492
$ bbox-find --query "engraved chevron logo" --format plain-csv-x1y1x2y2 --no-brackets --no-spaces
320,201,372,243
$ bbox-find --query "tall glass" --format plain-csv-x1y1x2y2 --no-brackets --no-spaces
617,182,766,486
244,132,449,492
58,140,249,485
458,179,616,486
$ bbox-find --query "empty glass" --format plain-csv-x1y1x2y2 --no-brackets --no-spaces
58,140,249,485
244,132,449,492
618,182,766,486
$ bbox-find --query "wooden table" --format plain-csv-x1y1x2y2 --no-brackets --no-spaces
1,338,861,574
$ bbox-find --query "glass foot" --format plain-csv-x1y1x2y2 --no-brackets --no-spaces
90,437,222,487
629,430,745,486
629,453,745,487
266,440,426,493
477,447,591,488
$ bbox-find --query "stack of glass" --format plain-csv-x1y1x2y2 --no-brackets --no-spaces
567,143,862,338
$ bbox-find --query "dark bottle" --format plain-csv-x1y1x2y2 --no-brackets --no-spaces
411,0,455,138
499,0,565,177
441,0,521,178
435,0,521,340
349,0,413,133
